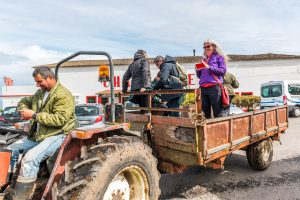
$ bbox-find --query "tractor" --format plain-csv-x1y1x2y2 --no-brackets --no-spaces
0,51,161,200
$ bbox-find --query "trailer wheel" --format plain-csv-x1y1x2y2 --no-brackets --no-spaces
291,107,300,117
246,138,273,170
54,136,160,200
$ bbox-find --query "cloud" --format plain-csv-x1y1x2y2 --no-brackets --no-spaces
0,45,70,87
0,0,300,89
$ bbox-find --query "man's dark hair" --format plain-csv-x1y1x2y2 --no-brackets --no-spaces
33,66,56,79
154,55,164,63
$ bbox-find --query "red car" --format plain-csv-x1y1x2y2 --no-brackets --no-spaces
0,106,27,128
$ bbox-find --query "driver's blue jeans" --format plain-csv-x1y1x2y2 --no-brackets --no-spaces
7,134,65,182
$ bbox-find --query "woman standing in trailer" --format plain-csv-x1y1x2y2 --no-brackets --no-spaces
195,39,228,118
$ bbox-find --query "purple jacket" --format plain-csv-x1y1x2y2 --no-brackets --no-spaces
196,52,227,86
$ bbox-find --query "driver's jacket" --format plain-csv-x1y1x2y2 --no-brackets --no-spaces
18,81,78,141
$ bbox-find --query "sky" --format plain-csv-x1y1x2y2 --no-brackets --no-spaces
0,0,300,89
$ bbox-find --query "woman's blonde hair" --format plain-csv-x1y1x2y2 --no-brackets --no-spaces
203,39,230,63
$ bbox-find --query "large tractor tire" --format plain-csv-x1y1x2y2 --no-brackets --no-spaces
246,138,273,171
53,136,160,200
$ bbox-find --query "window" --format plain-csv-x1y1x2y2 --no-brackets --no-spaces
101,97,108,105
261,87,271,97
2,107,19,116
261,85,282,97
75,105,101,116
288,84,300,95
86,96,96,103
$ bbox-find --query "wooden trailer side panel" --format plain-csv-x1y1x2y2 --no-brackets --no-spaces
204,106,288,162
151,117,198,173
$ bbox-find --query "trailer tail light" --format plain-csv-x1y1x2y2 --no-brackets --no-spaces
283,95,287,105
95,115,103,123
72,130,87,139
0,149,11,187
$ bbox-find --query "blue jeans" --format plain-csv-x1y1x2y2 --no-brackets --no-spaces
7,134,65,182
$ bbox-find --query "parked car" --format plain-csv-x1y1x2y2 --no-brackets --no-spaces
229,105,244,115
75,104,104,126
0,106,26,127
260,80,300,117
124,101,140,113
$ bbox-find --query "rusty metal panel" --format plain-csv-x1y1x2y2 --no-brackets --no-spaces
232,117,250,141
252,113,265,134
128,122,145,134
155,139,196,153
158,160,188,174
278,107,288,124
152,124,195,145
156,145,198,167
194,88,204,156
125,113,149,123
207,143,231,155
151,115,194,128
232,136,251,146
266,110,276,128
206,121,230,150
72,123,130,139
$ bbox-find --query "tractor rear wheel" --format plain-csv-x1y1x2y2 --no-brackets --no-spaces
291,107,300,117
246,138,273,171
53,136,160,200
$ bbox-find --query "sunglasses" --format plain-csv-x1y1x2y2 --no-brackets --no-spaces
203,45,211,49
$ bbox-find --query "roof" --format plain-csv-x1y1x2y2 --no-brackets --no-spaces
0,94,31,98
96,90,122,95
35,53,300,69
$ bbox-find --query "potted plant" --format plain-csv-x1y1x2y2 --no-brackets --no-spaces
180,93,196,118
232,95,261,111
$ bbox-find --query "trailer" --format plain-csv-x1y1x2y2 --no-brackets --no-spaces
122,89,288,173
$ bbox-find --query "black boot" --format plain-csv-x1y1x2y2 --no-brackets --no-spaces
13,181,34,200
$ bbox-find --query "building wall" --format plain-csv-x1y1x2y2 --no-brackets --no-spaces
229,59,300,94
1,86,38,108
2,59,300,108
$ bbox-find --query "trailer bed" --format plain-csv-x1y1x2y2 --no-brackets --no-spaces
124,89,288,174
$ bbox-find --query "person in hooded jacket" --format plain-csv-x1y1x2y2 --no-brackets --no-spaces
195,39,228,118
223,72,239,116
153,55,182,117
122,50,151,109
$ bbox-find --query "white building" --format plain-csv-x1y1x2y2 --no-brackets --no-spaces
1,54,300,108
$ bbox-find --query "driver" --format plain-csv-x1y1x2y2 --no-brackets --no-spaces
5,66,78,199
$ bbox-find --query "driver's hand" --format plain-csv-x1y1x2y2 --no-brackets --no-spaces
19,108,35,120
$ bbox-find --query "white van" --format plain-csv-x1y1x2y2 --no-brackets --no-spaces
260,80,300,117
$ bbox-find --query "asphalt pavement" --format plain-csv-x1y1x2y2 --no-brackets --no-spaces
159,117,300,200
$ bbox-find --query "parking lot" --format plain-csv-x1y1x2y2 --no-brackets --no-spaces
160,117,300,200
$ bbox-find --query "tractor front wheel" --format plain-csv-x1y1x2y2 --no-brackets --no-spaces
53,136,160,200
